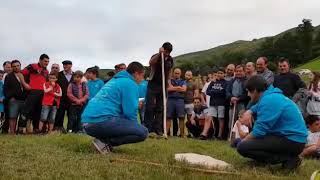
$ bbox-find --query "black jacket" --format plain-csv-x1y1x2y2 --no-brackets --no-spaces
57,71,73,102
3,72,27,100
273,72,306,98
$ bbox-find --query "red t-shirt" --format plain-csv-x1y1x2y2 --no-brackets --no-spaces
21,63,48,91
42,82,62,107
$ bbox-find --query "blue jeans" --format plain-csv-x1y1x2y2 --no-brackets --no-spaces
83,116,148,147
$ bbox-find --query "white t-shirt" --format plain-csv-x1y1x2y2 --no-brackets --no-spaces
232,121,249,139
307,131,320,145
202,82,211,107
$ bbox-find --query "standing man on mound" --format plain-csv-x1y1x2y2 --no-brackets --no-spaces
237,76,307,170
82,62,148,154
144,42,173,137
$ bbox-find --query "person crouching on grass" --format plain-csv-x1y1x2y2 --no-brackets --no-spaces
230,110,250,148
39,73,62,133
185,97,207,138
67,71,89,133
82,62,148,154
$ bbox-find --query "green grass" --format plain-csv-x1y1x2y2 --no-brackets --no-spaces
294,57,320,71
0,134,319,179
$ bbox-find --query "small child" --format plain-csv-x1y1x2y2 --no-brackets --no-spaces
86,66,104,100
40,73,62,133
0,70,5,128
230,110,250,148
300,115,320,158
67,71,89,133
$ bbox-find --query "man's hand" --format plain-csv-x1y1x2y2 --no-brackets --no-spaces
231,97,239,104
16,73,25,81
159,47,165,54
243,133,255,141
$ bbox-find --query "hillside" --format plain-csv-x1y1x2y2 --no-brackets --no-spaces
295,56,320,71
174,22,320,75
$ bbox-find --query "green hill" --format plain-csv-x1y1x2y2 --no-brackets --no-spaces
174,20,320,75
295,56,320,71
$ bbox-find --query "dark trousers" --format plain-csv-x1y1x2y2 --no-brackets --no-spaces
22,90,44,129
54,99,70,128
2,99,9,133
144,87,164,135
237,135,305,164
84,116,148,147
185,121,202,138
67,105,83,132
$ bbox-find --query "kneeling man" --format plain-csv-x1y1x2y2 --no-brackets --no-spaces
237,75,307,170
82,62,148,154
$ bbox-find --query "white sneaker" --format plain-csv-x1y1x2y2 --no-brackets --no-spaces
92,139,112,154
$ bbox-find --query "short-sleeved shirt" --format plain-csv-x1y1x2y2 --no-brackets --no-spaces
185,80,197,104
87,79,104,100
307,131,320,145
168,79,186,99
232,122,249,139
202,82,211,107
148,54,173,90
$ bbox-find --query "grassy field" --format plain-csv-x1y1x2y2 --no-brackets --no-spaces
0,134,319,180
295,57,320,71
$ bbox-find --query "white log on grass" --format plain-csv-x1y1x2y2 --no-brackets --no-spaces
175,153,232,170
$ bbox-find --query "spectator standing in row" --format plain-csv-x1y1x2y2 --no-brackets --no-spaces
201,68,228,140
167,68,186,137
2,61,13,133
50,64,60,75
273,58,306,99
67,71,89,133
245,62,256,78
225,64,235,81
115,63,126,73
86,66,104,100
4,60,29,134
39,73,62,133
21,54,49,133
256,57,274,85
226,65,249,132
55,60,73,132
0,71,5,124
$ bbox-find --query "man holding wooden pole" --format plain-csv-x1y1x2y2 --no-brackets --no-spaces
144,42,173,138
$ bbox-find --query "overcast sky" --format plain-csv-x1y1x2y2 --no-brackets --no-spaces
0,0,319,70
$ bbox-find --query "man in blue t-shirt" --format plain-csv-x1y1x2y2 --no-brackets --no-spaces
167,68,186,137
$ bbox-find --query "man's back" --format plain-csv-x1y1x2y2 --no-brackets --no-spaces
251,86,307,143
273,72,305,98
82,71,139,123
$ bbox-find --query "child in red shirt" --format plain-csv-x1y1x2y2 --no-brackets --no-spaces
40,73,62,133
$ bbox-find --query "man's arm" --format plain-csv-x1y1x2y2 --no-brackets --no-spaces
265,71,274,85
293,74,306,90
149,53,160,66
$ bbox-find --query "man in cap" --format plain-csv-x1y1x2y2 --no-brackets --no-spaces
54,60,73,132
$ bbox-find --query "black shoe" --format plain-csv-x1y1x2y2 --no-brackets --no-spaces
282,157,302,170
199,135,208,140
216,136,223,141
